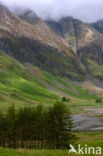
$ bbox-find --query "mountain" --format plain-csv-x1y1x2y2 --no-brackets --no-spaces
46,17,103,81
46,17,98,54
91,20,103,33
1,3,103,82
18,9,41,24
0,4,85,80
0,49,98,112
0,4,102,114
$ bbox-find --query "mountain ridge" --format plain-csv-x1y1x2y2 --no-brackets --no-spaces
0,4,85,80
2,4,103,81
46,16,103,81
0,4,103,115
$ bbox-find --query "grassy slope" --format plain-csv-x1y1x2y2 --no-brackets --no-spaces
0,50,102,113
0,51,59,112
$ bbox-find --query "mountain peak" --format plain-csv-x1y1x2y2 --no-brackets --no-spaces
18,8,41,24
60,16,74,21
22,9,37,17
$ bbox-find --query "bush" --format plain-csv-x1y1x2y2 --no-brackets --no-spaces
67,98,70,102
96,97,102,103
62,97,67,102
62,97,70,102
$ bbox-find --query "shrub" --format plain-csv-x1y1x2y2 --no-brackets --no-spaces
62,97,67,102
62,97,70,102
67,98,70,102
96,97,102,103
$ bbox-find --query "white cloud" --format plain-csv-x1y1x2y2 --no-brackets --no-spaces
1,0,103,22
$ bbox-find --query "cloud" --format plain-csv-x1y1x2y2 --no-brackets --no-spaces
1,0,103,22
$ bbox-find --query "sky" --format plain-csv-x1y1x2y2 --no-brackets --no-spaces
1,0,103,23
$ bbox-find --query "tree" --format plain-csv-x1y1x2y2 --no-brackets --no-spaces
6,105,17,148
0,102,76,149
16,107,32,148
0,112,6,147
62,97,67,102
62,97,70,102
46,101,75,149
96,97,102,103
34,104,46,149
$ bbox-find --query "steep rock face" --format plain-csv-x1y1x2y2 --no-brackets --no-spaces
0,4,86,80
0,4,68,51
46,17,78,54
46,17,103,80
46,17,97,54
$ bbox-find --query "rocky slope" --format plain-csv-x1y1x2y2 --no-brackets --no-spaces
46,17,103,81
2,3,103,81
0,4,68,51
0,4,86,80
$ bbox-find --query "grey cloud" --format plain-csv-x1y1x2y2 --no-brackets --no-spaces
1,0,103,23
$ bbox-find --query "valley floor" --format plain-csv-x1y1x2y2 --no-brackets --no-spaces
1,51,103,155
73,107,103,131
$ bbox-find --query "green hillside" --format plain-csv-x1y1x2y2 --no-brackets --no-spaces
0,50,100,113
0,50,59,111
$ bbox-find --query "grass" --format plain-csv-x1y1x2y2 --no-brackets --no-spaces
76,132,103,148
0,50,102,114
0,51,60,112
69,97,103,114
0,132,103,156
0,148,68,156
